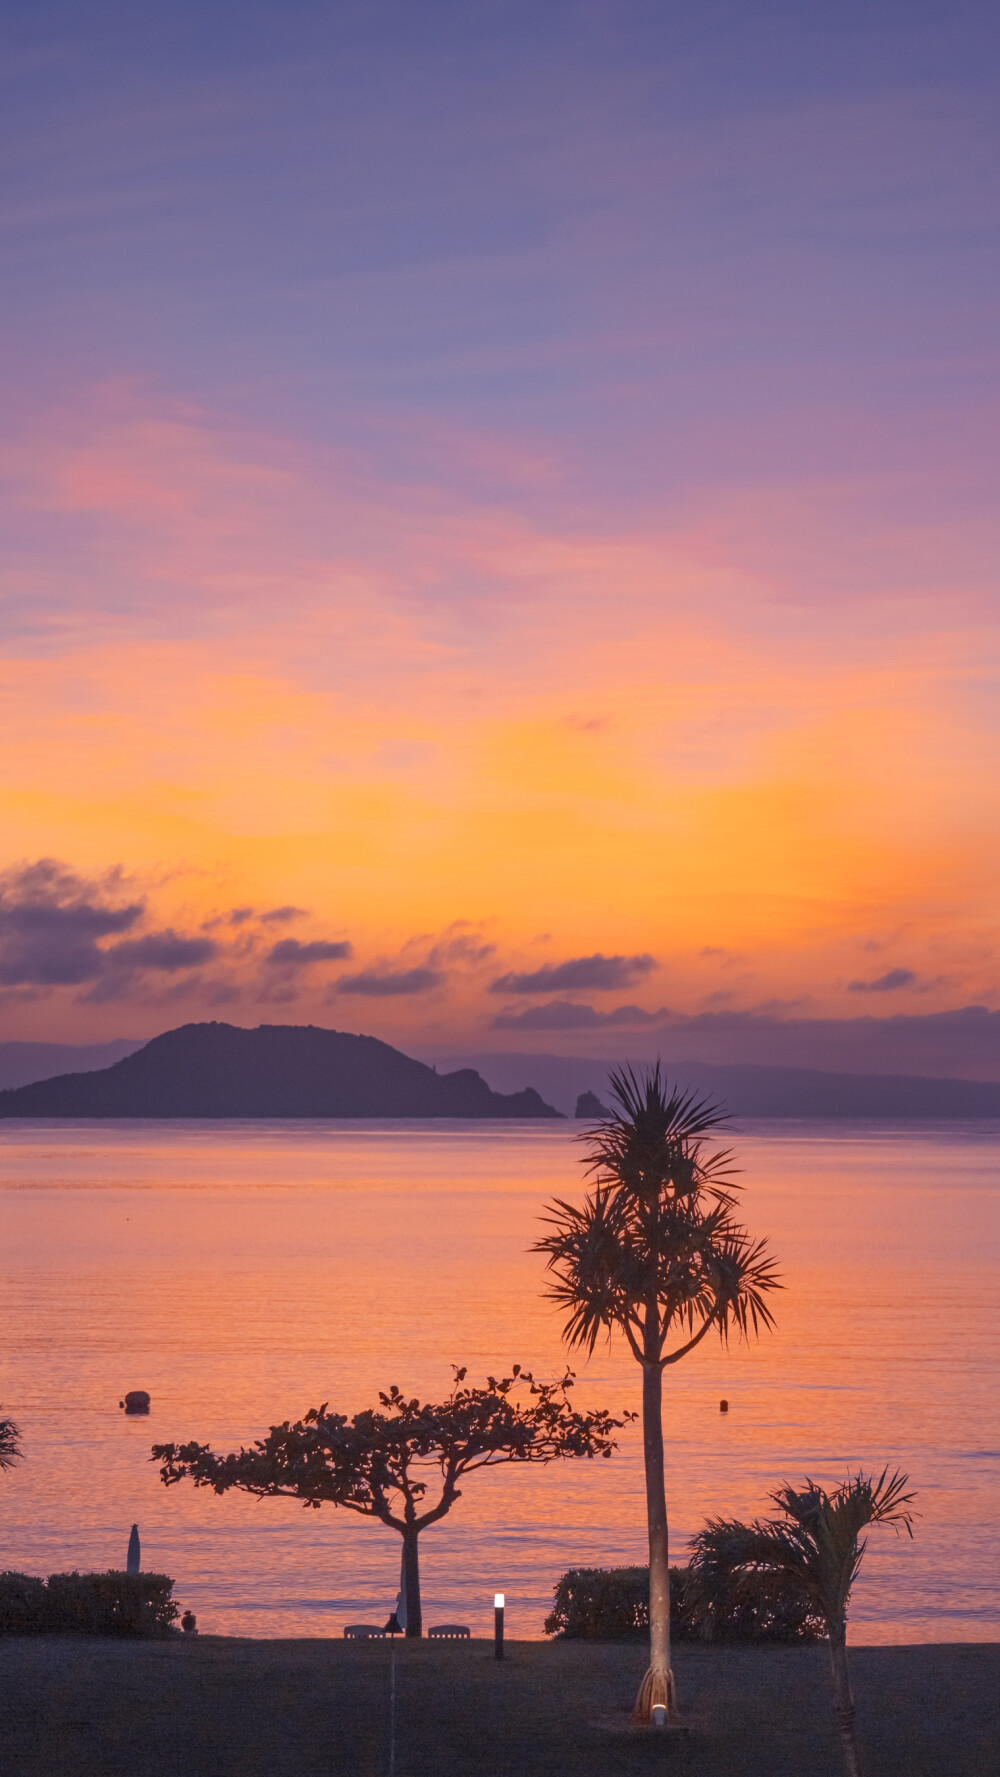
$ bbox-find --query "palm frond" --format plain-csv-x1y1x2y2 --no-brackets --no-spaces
691,1469,916,1638
0,1412,22,1472
605,1061,730,1141
535,1187,642,1354
535,1062,779,1363
579,1061,740,1216
709,1232,783,1341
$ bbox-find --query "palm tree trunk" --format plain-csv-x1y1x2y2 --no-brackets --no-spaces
633,1358,676,1722
827,1625,863,1777
402,1526,422,1638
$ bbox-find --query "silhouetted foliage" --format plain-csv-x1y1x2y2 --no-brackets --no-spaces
681,1554,824,1643
689,1470,916,1777
545,1558,824,1643
0,1572,46,1635
154,1367,626,1637
535,1063,780,1719
0,1570,179,1637
0,1411,22,1473
545,1566,687,1640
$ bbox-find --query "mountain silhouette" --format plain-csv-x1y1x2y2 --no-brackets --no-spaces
0,1037,143,1091
574,1089,610,1118
433,1050,1000,1118
0,1022,562,1119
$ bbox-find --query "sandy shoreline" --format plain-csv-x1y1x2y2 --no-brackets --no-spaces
1,1636,996,1775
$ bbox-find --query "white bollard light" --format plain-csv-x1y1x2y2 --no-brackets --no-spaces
651,1702,668,1729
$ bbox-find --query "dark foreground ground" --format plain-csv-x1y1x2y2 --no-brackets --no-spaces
0,1637,996,1777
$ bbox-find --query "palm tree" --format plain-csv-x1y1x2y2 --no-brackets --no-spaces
0,1410,22,1472
688,1469,916,1777
535,1063,780,1723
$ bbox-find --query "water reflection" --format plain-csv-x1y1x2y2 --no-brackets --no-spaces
0,1120,997,1640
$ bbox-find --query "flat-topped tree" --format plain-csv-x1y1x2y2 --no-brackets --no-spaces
535,1063,780,1724
154,1367,626,1638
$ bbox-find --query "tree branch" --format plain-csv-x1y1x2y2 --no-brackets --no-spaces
661,1304,720,1367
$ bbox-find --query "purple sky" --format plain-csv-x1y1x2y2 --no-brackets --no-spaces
2,1,999,1067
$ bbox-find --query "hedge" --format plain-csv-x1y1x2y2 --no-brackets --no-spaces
0,1570,179,1638
545,1563,823,1643
0,1572,47,1636
545,1566,692,1641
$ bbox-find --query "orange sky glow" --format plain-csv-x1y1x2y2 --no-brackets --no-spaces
2,6,998,1062
3,385,997,1051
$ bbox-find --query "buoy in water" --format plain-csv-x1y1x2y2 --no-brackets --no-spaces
120,1391,151,1415
719,1399,729,1413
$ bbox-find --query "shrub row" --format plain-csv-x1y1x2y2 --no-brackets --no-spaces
0,1570,179,1638
545,1563,824,1643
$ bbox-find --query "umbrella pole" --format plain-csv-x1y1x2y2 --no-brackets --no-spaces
388,1637,397,1777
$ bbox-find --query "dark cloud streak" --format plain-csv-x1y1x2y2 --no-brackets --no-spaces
104,932,218,972
266,938,352,966
493,1000,660,1030
848,968,917,993
489,952,657,995
335,967,445,997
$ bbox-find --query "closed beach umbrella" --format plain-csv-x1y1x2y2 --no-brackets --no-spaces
127,1523,140,1574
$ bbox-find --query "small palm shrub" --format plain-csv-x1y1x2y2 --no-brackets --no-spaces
688,1471,915,1777
682,1550,825,1642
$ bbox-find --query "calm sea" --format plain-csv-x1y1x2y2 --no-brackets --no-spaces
0,1121,997,1642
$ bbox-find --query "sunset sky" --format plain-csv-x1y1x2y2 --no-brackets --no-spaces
2,1,999,1065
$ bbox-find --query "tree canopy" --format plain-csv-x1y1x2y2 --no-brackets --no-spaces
154,1367,628,1636
536,1064,780,1369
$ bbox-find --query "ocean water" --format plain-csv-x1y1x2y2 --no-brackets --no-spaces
0,1120,997,1643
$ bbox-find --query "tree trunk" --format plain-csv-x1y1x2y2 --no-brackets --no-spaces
633,1358,676,1723
828,1625,863,1777
403,1525,422,1638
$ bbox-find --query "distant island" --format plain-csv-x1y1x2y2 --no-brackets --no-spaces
0,1022,562,1120
4,1024,999,1120
437,1050,1000,1119
0,1037,142,1092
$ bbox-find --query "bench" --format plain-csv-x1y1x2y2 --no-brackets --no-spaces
344,1624,386,1639
427,1625,471,1639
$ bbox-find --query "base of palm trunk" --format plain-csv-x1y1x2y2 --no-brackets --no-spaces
633,1664,677,1723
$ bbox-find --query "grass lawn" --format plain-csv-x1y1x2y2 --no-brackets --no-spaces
0,1636,995,1776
